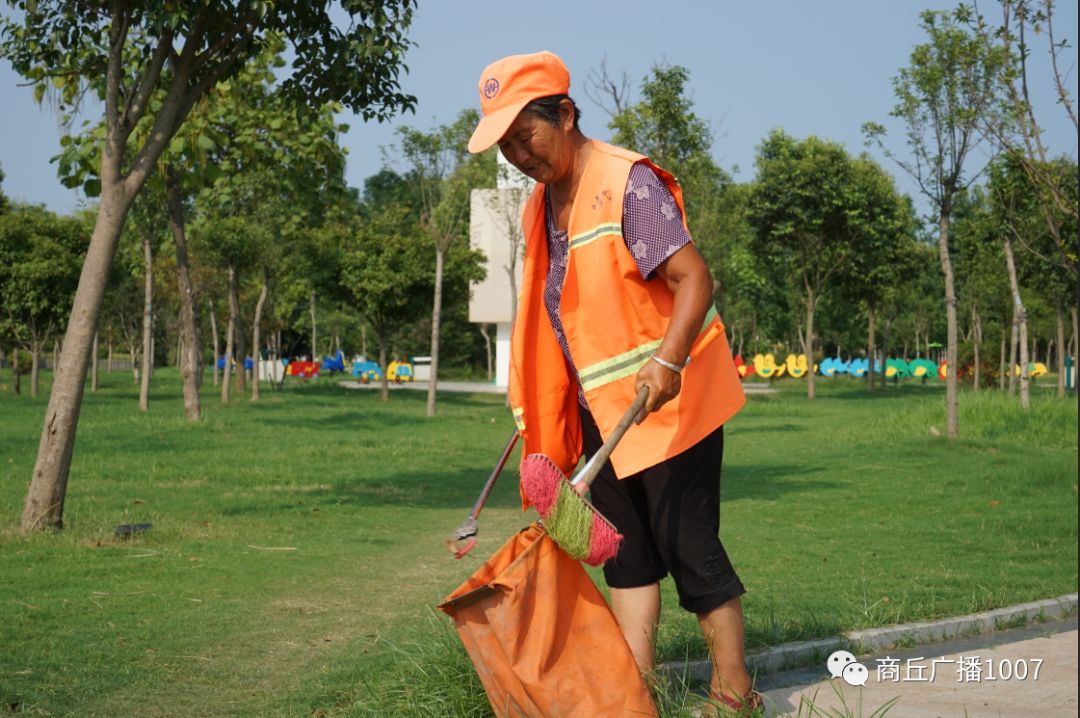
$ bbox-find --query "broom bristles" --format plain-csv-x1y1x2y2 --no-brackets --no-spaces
585,513,622,566
520,453,624,566
520,455,563,516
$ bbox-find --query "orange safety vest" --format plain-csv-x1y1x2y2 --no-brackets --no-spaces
509,140,745,483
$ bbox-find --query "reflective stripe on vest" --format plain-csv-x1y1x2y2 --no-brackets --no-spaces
577,305,719,393
512,406,526,431
569,222,622,251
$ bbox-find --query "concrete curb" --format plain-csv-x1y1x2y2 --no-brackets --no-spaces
668,593,1078,684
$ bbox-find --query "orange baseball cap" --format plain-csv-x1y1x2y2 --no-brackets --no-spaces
468,51,571,153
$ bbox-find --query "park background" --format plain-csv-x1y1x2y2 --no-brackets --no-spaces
1,1,1077,716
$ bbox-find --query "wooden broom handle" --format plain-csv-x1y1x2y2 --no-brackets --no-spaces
570,385,650,490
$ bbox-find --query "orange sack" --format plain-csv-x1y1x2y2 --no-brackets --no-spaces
438,523,658,717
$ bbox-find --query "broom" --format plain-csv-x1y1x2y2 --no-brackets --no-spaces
520,385,649,566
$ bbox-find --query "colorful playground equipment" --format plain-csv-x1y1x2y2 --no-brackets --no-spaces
785,353,809,378
736,353,1059,382
387,360,415,383
286,360,320,378
351,360,382,384
1017,362,1049,377
908,358,937,378
884,358,911,378
215,356,254,371
321,351,347,373
752,353,781,378
734,354,756,378
819,356,848,377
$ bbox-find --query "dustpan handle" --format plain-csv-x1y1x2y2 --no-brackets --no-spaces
570,385,649,490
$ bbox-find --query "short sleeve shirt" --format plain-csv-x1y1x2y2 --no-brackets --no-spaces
543,162,693,407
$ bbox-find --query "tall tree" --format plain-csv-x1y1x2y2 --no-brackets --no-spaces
749,130,856,399
397,110,493,416
839,156,920,391
199,214,271,402
865,8,1005,437
333,204,432,402
989,154,1077,401
968,0,1078,286
989,157,1035,407
2,1,417,530
0,205,85,398
950,186,1009,393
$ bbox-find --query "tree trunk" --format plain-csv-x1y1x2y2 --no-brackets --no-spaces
30,343,41,398
882,318,893,387
938,212,959,437
1008,310,1018,396
91,332,99,393
276,330,286,390
799,289,812,399
479,324,493,382
51,340,59,381
427,245,446,416
107,341,113,374
129,342,139,385
999,334,1006,392
1056,299,1066,398
251,274,268,402
166,166,201,420
309,291,317,361
1003,234,1030,409
23,182,136,531
140,233,153,412
379,336,389,402
209,299,220,387
1070,306,1078,358
221,269,235,404
12,349,21,396
228,264,246,394
971,303,981,393
866,305,876,392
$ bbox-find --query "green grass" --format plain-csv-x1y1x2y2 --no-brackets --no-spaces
1,370,1076,717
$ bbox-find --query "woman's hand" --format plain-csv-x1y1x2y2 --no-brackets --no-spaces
634,357,682,424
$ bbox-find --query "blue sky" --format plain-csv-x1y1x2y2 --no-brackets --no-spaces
1,1,1076,218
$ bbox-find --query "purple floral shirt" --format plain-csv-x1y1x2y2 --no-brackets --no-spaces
543,162,692,408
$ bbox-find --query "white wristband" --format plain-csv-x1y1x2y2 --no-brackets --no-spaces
650,354,685,374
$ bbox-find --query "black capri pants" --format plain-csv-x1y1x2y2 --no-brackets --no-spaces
581,407,746,614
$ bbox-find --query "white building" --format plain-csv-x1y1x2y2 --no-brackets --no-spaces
469,154,533,387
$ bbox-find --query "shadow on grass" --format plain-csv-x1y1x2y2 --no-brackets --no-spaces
217,466,525,515
737,422,807,434
213,459,839,517
722,463,839,502
254,410,421,431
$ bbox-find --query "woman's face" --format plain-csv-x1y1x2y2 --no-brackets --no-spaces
497,102,576,186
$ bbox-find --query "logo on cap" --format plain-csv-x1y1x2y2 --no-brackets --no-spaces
483,77,500,100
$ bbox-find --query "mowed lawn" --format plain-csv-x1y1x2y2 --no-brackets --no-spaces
1,370,1076,717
